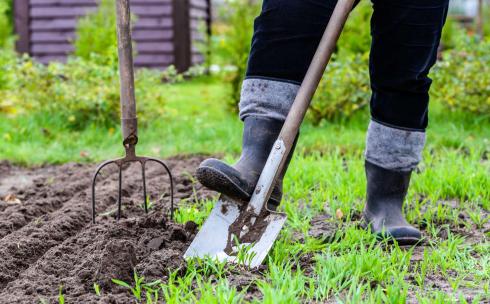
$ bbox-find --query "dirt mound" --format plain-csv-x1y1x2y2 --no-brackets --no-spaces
0,156,213,303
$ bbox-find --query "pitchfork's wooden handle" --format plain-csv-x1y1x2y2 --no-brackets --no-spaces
116,0,138,144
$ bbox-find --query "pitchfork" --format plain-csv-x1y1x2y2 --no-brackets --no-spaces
91,0,174,224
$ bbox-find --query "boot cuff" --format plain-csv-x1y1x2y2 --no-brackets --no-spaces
365,120,426,172
239,78,300,122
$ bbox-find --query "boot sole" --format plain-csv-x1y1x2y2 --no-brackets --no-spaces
361,220,422,246
377,235,422,246
196,166,251,203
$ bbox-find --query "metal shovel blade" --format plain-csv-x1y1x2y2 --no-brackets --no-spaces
184,195,287,268
185,0,355,269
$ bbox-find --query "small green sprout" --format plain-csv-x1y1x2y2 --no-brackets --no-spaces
93,282,101,296
58,285,65,304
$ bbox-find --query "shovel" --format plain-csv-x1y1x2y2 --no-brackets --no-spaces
184,0,356,268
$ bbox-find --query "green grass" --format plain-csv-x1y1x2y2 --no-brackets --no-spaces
1,76,489,302
1,77,488,165
0,77,241,164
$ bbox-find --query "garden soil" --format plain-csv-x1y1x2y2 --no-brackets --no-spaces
0,157,487,303
0,156,217,303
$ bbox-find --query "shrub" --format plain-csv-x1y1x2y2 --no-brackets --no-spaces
0,51,169,129
337,1,373,56
0,0,173,130
441,17,467,50
74,0,119,65
215,0,261,111
484,4,490,37
431,36,490,116
41,57,121,129
309,53,371,124
0,0,13,48
0,50,19,115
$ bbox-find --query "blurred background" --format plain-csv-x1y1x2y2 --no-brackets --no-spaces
2,0,488,70
0,0,488,164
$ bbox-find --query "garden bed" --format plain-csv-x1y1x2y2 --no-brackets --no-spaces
0,156,488,303
0,156,213,303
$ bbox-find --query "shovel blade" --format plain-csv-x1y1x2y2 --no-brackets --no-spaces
184,196,287,268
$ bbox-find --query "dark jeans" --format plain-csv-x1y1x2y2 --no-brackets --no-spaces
246,0,449,130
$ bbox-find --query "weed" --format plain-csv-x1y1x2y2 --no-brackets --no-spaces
58,285,65,304
93,282,101,296
112,271,145,301
174,199,215,226
140,196,155,212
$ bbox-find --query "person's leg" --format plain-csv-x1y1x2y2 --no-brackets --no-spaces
240,0,339,121
364,0,449,244
197,0,337,208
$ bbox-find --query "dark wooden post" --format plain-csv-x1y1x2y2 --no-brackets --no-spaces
14,0,30,54
172,0,191,72
206,0,212,38
205,0,212,69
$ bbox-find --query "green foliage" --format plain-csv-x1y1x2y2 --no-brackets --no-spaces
74,0,118,64
441,17,467,50
310,53,370,124
337,1,373,56
0,50,168,129
484,3,490,37
93,282,101,296
58,285,65,304
0,0,13,48
216,0,261,111
174,199,214,226
194,20,213,69
431,36,490,116
112,271,162,302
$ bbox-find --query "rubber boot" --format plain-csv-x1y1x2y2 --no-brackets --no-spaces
196,116,295,210
363,161,422,245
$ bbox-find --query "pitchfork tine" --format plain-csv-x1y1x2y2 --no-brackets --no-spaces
148,158,175,220
141,161,148,213
92,160,118,224
117,165,123,220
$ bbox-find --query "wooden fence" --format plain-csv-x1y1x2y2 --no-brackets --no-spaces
14,0,211,71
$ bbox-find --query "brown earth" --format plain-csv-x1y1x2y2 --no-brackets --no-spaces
0,158,487,303
0,156,218,303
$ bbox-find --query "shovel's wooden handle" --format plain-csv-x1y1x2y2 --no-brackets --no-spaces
116,0,138,143
279,0,355,148
255,0,356,212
